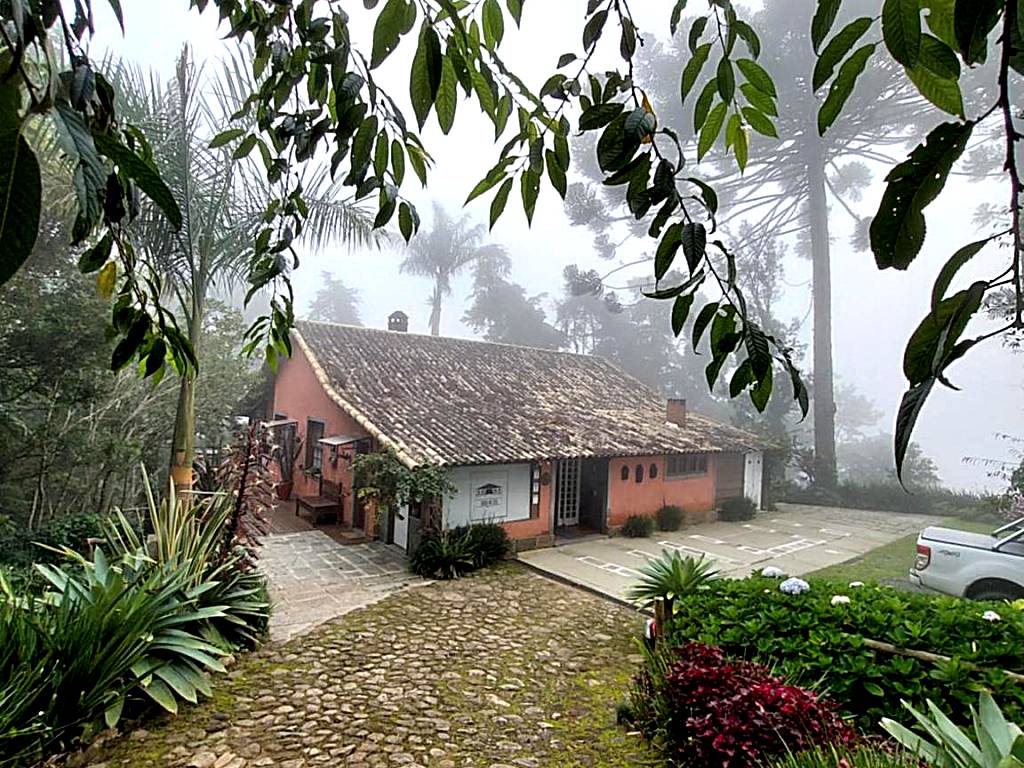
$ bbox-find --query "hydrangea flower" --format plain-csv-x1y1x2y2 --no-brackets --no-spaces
761,566,786,579
830,595,850,606
982,610,1001,622
779,577,810,595
848,581,864,588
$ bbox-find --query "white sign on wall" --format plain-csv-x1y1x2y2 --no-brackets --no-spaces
471,471,509,521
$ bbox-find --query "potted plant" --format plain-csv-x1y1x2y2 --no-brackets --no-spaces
275,433,303,501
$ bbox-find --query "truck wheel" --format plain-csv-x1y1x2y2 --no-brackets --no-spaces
968,581,1024,602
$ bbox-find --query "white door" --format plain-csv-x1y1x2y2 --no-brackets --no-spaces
555,459,581,527
393,504,410,551
744,452,763,509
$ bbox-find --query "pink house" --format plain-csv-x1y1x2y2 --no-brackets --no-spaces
270,316,767,552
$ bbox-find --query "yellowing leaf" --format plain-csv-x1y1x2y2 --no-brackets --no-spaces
97,261,117,300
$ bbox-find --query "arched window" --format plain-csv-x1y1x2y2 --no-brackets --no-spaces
635,464,644,483
621,465,630,481
649,463,658,479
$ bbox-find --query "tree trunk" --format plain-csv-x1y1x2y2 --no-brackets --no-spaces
806,142,837,490
429,283,442,336
170,301,203,490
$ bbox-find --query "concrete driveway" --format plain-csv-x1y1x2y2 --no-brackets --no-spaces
518,503,943,601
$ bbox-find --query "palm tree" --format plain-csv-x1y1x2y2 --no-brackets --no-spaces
400,203,508,336
116,47,375,487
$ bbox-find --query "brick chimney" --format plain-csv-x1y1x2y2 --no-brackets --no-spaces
388,310,409,333
666,398,687,427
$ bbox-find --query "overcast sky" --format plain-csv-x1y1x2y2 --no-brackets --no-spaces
91,1,1024,490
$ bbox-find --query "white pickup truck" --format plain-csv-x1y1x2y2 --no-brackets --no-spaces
910,517,1024,600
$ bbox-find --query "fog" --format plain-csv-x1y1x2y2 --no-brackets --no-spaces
93,1,1023,490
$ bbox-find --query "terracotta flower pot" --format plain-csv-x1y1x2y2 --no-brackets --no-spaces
276,480,294,501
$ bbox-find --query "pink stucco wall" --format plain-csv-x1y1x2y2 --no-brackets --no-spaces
272,344,370,529
606,454,717,528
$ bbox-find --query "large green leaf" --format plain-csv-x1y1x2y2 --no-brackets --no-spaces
818,44,875,134
370,0,416,69
698,102,727,160
904,282,985,385
681,222,706,273
410,23,443,129
811,0,843,52
922,0,958,48
680,43,713,103
482,0,505,48
0,129,41,286
53,100,106,243
870,120,974,270
141,678,179,713
735,58,776,97
882,0,922,66
953,0,1001,65
931,238,992,313
436,56,458,133
906,35,964,117
93,133,182,230
894,378,936,484
655,222,683,280
813,17,873,91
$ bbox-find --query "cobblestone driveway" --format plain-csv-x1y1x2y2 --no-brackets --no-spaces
84,565,657,768
261,532,417,642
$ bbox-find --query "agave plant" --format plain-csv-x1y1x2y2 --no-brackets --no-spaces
625,551,719,611
103,467,269,649
881,693,1024,768
35,546,228,721
409,530,477,580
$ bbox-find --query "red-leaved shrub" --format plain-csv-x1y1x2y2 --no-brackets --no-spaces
633,642,856,767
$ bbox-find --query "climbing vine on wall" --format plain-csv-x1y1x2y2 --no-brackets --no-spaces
350,451,456,511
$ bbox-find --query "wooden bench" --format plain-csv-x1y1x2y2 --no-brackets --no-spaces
296,477,342,525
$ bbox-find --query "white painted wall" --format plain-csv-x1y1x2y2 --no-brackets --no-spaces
443,464,533,528
744,452,764,509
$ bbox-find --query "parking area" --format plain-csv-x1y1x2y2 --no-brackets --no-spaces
518,503,943,600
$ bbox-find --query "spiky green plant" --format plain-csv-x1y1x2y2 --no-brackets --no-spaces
103,468,269,649
410,530,477,580
625,551,719,610
769,745,919,768
882,693,1024,768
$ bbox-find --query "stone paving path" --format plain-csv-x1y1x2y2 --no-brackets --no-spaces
261,532,418,642
83,565,658,768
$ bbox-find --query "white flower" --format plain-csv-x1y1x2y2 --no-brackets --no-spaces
982,610,1001,622
779,577,810,595
761,566,786,579
848,581,864,588
831,595,851,606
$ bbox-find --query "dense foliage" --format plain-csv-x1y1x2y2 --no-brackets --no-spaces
0,429,273,767
780,481,993,518
409,522,508,579
882,692,1024,768
718,495,757,521
621,514,655,538
629,642,856,767
768,745,918,768
655,504,684,531
666,576,1024,732
351,451,456,512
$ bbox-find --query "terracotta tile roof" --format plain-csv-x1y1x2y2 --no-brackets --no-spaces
294,321,766,467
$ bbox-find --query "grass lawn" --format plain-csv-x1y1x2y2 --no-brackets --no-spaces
806,516,998,586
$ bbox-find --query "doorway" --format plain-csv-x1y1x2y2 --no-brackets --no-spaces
555,457,608,531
